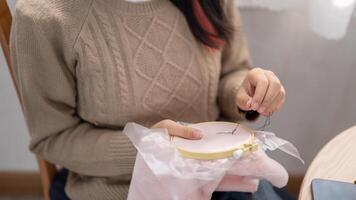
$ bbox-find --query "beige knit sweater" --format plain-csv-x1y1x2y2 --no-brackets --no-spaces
10,0,252,199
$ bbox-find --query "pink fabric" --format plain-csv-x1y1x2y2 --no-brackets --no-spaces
128,154,224,200
124,122,291,200
172,122,251,154
216,149,288,192
225,150,289,188
127,149,288,200
216,175,259,192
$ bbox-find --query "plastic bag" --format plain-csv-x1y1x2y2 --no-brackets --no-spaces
123,122,303,200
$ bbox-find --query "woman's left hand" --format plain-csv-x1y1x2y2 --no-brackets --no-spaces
235,68,286,116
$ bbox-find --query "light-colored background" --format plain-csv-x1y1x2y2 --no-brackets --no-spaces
1,0,355,175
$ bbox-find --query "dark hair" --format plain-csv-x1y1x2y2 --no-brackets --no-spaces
170,0,233,49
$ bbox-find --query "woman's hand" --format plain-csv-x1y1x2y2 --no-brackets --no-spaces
151,119,203,139
236,68,286,116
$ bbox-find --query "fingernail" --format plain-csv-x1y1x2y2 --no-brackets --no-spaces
246,98,252,107
193,129,203,138
251,102,259,111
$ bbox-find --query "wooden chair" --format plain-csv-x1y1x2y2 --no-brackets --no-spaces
0,1,57,199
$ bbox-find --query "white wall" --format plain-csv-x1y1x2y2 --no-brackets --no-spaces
0,0,37,171
0,48,38,170
241,8,356,174
0,57,37,171
0,1,355,174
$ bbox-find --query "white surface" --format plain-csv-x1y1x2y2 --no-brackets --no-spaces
236,0,356,39
1,1,356,175
236,0,301,10
308,0,356,39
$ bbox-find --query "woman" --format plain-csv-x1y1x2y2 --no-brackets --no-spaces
10,0,286,199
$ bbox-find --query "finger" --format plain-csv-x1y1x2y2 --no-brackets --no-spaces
236,87,252,111
258,71,281,114
275,97,285,111
262,91,283,115
262,86,286,115
174,124,203,140
249,72,269,111
157,120,203,140
274,86,286,112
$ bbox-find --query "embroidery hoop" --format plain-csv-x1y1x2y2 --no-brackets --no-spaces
170,121,258,160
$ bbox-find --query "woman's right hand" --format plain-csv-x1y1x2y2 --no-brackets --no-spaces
151,119,203,140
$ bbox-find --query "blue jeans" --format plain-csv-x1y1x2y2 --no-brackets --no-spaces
50,169,295,200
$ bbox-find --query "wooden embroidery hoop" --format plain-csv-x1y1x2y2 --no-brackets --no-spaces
170,121,258,160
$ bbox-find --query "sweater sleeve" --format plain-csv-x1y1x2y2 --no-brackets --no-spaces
218,0,259,121
10,2,136,177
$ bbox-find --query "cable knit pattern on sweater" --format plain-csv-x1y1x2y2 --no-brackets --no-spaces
10,0,252,199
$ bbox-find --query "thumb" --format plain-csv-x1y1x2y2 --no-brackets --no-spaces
152,120,203,140
236,87,252,111
172,123,203,140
